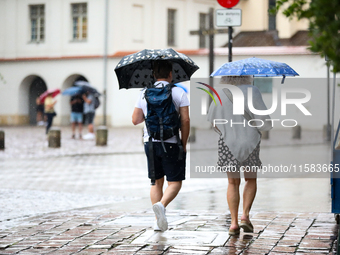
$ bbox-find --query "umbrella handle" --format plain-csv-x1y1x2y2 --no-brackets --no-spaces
281,75,286,84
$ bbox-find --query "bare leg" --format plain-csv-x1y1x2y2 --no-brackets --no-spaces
88,123,94,133
71,122,76,136
78,123,83,137
150,177,164,205
160,181,182,207
36,112,42,122
241,174,257,222
227,176,241,230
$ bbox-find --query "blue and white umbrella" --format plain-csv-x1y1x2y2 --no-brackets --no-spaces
211,57,299,83
61,86,83,96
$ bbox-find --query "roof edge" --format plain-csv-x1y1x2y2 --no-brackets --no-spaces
0,46,313,62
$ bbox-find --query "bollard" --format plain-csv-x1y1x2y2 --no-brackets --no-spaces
261,130,269,140
96,126,108,146
0,130,4,150
292,125,301,139
189,127,196,143
48,127,61,148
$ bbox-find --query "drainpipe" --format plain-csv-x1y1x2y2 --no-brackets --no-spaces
103,0,109,125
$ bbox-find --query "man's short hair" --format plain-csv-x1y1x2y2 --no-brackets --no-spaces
153,60,173,79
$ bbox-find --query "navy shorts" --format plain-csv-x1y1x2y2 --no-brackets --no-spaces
144,142,186,182
84,112,95,125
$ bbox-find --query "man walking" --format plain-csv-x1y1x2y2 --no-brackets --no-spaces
82,91,96,140
70,94,83,139
132,60,190,231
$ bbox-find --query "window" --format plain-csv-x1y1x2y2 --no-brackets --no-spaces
167,9,176,46
30,5,45,42
199,13,208,48
71,3,87,40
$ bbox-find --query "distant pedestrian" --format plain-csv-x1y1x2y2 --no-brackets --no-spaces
70,94,84,139
207,75,272,236
132,60,190,231
36,97,45,126
44,92,57,134
82,91,96,140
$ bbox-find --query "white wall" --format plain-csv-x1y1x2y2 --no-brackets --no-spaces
0,0,221,59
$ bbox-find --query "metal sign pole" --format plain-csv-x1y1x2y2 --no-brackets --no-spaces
228,26,232,62
209,8,214,75
327,63,331,141
332,72,336,164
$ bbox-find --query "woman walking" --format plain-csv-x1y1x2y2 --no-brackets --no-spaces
207,76,272,235
44,92,57,134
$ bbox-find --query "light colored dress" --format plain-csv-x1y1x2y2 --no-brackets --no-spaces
207,84,272,168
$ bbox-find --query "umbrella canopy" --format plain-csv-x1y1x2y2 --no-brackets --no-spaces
114,48,199,89
39,89,60,103
74,81,100,96
211,57,299,83
61,86,83,96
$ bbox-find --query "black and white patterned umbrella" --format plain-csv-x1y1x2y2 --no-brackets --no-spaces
114,48,199,89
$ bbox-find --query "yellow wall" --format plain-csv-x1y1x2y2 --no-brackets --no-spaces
238,0,268,31
0,115,30,126
237,0,308,38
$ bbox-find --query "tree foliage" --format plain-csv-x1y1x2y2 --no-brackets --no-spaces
272,0,340,72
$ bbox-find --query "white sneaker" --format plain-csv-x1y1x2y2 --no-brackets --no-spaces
83,133,95,140
152,202,168,231
153,221,161,231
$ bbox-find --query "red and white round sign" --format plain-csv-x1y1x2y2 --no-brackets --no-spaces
217,0,240,8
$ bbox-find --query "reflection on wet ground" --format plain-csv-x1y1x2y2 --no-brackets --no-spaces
0,209,337,254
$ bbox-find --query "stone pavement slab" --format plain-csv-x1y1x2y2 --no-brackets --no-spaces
0,207,338,255
132,230,230,246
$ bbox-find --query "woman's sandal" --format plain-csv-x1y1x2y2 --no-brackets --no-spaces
228,227,240,236
240,220,254,233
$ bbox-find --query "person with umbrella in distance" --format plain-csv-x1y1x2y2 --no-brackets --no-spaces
82,91,96,140
64,80,100,140
44,91,58,135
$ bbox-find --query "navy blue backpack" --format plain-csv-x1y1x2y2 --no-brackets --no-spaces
144,83,183,184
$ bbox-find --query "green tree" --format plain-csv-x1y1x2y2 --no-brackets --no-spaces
272,0,340,72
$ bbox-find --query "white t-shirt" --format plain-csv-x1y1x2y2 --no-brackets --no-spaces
135,81,190,143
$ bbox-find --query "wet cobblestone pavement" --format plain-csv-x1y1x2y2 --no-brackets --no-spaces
0,126,338,254
0,208,338,254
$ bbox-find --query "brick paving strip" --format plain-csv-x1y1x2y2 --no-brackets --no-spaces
0,208,338,255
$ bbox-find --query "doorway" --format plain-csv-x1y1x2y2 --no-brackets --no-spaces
29,77,47,125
